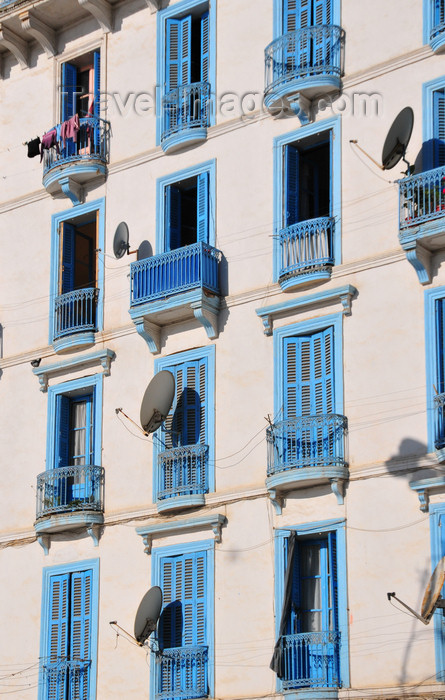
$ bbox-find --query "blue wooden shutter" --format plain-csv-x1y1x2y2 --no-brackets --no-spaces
56,394,71,468
285,144,299,227
328,531,338,631
197,172,209,243
314,0,330,25
166,16,191,91
183,552,206,647
61,222,76,294
436,299,445,394
284,337,298,419
48,573,70,662
200,11,210,83
93,50,101,119
70,570,92,700
166,185,182,251
434,0,445,28
312,327,334,415
284,0,310,32
313,0,331,66
433,88,445,168
61,62,78,122
288,537,301,635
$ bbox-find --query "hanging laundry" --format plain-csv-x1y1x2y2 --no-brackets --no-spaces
27,137,41,158
60,114,80,147
40,129,59,162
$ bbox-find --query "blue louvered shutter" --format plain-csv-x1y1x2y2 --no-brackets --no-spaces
285,144,299,227
201,11,210,83
56,394,71,468
169,360,206,447
159,557,182,649
166,16,191,91
61,62,78,122
434,0,445,30
197,172,209,243
287,537,301,635
93,50,100,119
284,0,310,32
328,531,338,631
166,185,182,251
286,328,333,417
433,88,445,168
47,574,69,700
183,552,206,647
61,222,76,294
436,299,445,394
70,570,92,662
313,0,331,66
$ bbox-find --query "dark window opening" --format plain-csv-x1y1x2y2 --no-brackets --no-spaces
191,17,203,83
60,218,97,294
285,137,331,227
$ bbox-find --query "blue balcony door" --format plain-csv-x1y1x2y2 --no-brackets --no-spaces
165,172,209,251
61,51,101,157
436,299,445,448
158,552,207,695
285,140,331,227
287,534,338,687
283,328,334,465
60,221,96,295
283,0,331,70
55,393,94,504
47,570,92,700
433,88,445,169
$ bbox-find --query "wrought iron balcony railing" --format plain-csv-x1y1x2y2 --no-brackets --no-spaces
399,165,445,230
435,392,445,450
431,0,445,41
130,243,221,306
279,217,334,280
42,117,110,175
156,646,208,700
53,288,98,340
36,465,104,520
158,445,208,502
280,632,340,690
265,25,344,96
42,658,91,700
162,82,210,145
0,0,21,10
267,415,347,476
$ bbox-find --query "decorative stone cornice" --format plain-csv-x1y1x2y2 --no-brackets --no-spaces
136,513,227,555
32,348,116,392
19,10,57,56
0,23,28,68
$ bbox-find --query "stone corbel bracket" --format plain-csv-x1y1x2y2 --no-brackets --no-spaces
60,176,84,207
134,317,162,355
287,93,312,125
256,284,358,336
19,11,57,57
0,23,29,68
136,513,227,555
37,534,50,555
268,488,285,515
87,522,102,547
78,0,113,33
410,476,445,512
330,478,345,505
191,295,219,340
403,241,432,285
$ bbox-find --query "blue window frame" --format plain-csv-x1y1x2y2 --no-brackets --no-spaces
157,0,216,146
424,0,445,52
49,199,105,350
61,49,100,121
153,346,215,505
273,118,341,285
39,559,99,700
425,288,445,455
273,521,349,692
156,161,216,253
274,0,339,38
429,504,445,680
151,540,215,700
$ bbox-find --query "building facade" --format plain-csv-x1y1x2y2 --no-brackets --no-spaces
1,0,445,698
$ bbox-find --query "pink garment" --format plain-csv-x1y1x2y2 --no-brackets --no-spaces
40,129,59,162
60,114,80,147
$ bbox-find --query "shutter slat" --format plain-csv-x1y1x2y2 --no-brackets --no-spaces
201,11,210,83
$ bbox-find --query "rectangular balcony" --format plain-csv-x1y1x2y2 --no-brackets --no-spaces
280,632,340,690
161,82,211,153
36,465,104,520
157,445,208,513
130,243,220,306
41,658,91,700
264,25,344,111
53,288,98,340
279,217,334,290
156,646,208,700
398,166,445,283
42,117,109,176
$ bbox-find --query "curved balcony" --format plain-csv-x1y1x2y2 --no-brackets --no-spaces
266,414,348,510
35,465,104,537
157,444,208,513
280,632,340,690
279,217,334,290
156,646,208,700
42,117,110,205
53,288,98,353
264,26,344,114
398,166,445,284
161,82,211,154
129,243,221,353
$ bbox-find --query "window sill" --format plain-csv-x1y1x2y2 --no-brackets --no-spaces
157,493,206,514
161,126,208,154
34,511,103,554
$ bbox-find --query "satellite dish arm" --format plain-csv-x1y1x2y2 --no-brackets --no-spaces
387,592,429,625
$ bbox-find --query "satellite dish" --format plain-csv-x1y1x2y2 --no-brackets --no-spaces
382,107,414,170
113,222,130,259
140,370,175,434
134,586,163,646
137,240,152,261
421,555,445,622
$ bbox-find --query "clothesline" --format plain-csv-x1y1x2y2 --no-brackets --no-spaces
25,113,88,160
